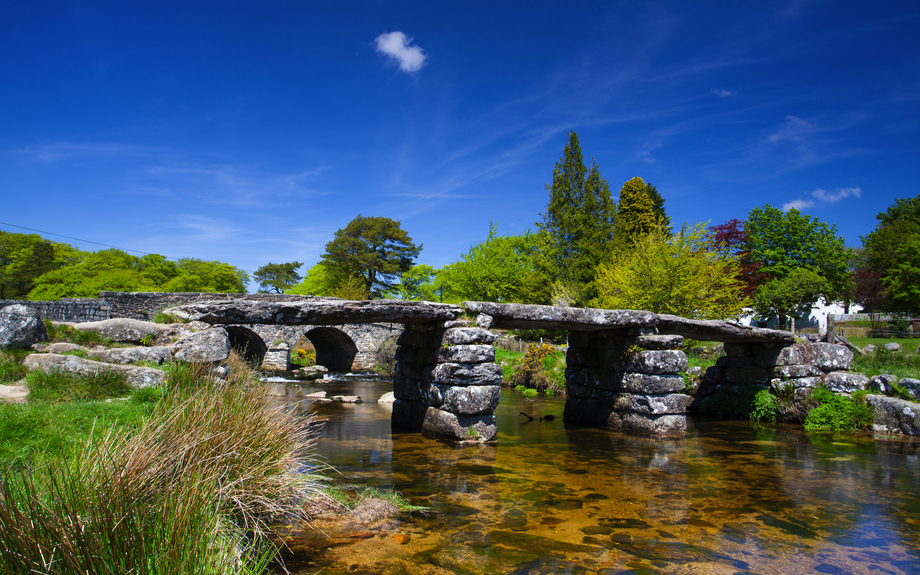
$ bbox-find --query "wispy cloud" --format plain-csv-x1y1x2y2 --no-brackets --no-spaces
19,142,160,162
768,115,815,143
374,31,426,73
711,88,735,97
782,186,862,211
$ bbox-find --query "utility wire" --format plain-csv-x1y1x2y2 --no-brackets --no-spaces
0,220,260,274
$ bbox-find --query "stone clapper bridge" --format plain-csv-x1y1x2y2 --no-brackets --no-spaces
164,299,847,443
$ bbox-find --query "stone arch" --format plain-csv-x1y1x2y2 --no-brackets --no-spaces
300,327,359,371
225,325,268,364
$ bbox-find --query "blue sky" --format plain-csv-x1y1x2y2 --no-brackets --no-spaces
2,1,918,289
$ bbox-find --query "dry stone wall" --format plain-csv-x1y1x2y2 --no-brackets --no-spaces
564,329,690,434
0,298,111,322
392,320,502,442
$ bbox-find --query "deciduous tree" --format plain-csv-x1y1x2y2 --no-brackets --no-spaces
254,262,303,293
438,223,534,303
320,215,421,298
591,223,750,320
753,268,827,332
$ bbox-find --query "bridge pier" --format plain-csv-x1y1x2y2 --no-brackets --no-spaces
391,320,502,442
563,329,691,434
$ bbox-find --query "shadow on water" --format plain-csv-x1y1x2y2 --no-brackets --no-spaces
278,378,920,575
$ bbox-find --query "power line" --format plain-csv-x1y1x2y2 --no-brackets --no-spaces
0,220,259,275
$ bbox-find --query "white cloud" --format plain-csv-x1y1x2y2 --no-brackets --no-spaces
782,187,862,211
711,88,735,97
374,31,426,73
768,115,814,143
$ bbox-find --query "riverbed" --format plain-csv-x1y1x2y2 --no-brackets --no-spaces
281,377,920,574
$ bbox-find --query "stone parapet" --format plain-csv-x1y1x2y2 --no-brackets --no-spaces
0,298,111,323
391,319,500,442
564,329,689,435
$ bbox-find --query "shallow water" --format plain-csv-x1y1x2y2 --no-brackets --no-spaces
282,378,920,575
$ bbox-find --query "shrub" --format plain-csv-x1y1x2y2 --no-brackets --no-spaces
509,343,565,393
804,387,874,431
292,348,317,367
750,389,777,423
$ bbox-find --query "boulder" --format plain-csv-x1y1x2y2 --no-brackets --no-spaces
868,374,898,395
899,378,920,400
392,399,497,441
0,305,48,349
73,318,164,344
377,391,396,404
293,365,328,380
422,384,501,415
23,353,165,388
771,364,824,378
864,344,878,354
48,342,87,354
261,348,290,371
868,395,920,436
88,346,174,365
442,327,498,346
884,342,902,352
822,371,869,394
171,328,231,363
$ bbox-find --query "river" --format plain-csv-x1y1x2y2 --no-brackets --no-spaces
281,377,920,575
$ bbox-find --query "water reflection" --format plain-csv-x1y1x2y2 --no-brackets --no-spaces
279,378,920,575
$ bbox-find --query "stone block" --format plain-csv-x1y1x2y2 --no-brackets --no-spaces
566,347,600,368
716,355,756,369
262,348,290,371
89,346,174,365
606,412,687,435
564,367,685,393
442,327,497,345
810,343,853,371
822,371,869,394
394,345,436,366
430,362,502,386
393,376,426,402
392,400,497,442
611,393,692,415
475,314,493,329
724,366,770,385
424,384,501,415
23,353,165,389
723,342,753,356
566,332,592,348
633,334,684,350
437,344,495,364
172,328,231,363
73,318,164,344
771,364,824,378
753,343,813,368
604,349,687,374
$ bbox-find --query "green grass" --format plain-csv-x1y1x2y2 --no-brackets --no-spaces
851,348,920,381
496,348,524,380
43,319,110,347
25,368,132,403
320,485,430,514
848,336,918,350
0,349,29,384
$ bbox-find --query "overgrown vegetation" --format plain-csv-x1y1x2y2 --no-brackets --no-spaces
498,343,565,394
320,485,429,515
803,386,874,431
0,353,324,573
374,336,398,379
0,349,29,383
25,368,132,402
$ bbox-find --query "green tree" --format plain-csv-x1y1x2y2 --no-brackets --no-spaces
860,194,920,313
320,215,421,298
644,182,671,233
170,259,249,293
0,233,70,299
254,261,303,293
753,268,827,332
745,205,850,301
393,264,438,301
614,177,660,247
438,223,534,303
591,223,750,320
287,263,338,296
533,132,616,305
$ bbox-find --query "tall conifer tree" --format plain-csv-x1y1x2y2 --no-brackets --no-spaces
533,132,616,305
615,176,659,246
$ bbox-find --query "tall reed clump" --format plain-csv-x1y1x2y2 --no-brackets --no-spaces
0,352,324,574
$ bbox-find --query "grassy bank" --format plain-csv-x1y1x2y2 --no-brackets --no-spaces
0,353,323,574
496,343,565,395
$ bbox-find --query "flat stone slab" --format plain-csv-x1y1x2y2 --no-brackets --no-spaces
463,302,656,331
655,314,795,343
23,353,165,389
163,299,462,326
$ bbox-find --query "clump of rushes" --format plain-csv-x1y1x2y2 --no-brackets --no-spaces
0,352,324,574
0,349,29,383
26,368,131,402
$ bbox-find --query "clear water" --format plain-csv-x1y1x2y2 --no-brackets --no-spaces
280,378,920,575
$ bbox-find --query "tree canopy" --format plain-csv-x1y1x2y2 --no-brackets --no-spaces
320,215,421,298
859,194,920,313
254,261,303,293
753,268,827,331
287,263,338,297
439,223,534,303
532,132,616,305
591,223,750,320
745,205,850,302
